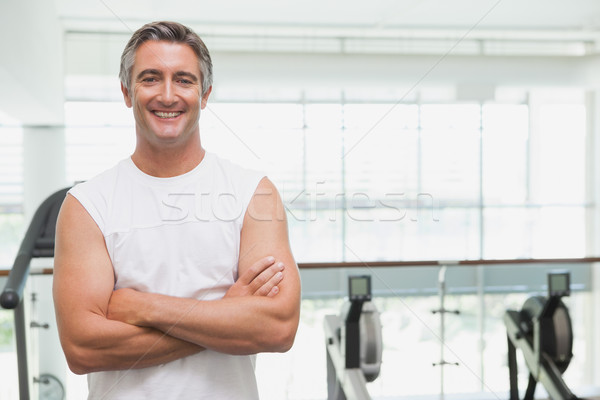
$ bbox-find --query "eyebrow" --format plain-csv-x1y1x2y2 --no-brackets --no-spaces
136,69,162,80
174,71,199,82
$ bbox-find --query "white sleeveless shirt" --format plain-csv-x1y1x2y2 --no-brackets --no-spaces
69,152,264,400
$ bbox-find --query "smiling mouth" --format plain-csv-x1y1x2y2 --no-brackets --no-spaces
154,111,182,119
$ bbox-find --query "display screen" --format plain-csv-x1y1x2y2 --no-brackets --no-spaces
548,272,570,297
348,275,371,301
350,277,369,297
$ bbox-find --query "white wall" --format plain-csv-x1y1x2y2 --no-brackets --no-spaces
0,0,64,125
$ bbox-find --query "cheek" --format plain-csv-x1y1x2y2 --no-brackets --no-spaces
132,100,144,114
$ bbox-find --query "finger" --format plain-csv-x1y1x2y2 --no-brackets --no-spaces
237,256,276,285
266,285,279,298
247,261,284,293
253,267,284,296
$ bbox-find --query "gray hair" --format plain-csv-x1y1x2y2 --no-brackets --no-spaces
119,21,213,96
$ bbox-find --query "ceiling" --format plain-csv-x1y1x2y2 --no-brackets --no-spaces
4,0,600,125
56,0,600,43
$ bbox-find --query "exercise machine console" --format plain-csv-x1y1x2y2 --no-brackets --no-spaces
324,275,383,400
504,271,579,400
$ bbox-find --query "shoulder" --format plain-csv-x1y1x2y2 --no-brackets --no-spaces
209,152,266,199
67,159,131,233
210,153,264,183
246,177,285,225
69,159,129,198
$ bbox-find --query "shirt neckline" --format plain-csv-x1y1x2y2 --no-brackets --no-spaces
124,152,214,186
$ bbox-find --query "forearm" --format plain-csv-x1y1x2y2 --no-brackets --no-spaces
141,294,297,355
59,312,203,374
107,255,300,355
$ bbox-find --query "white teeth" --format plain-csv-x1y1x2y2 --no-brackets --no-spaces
154,111,181,118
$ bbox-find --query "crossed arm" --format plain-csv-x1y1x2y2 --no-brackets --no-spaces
53,177,301,374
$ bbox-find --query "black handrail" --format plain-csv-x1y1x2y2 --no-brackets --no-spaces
0,187,69,400
0,187,69,309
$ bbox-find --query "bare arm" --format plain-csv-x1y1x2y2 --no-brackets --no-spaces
107,177,301,355
53,194,203,374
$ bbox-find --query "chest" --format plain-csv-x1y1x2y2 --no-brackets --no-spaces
106,220,240,299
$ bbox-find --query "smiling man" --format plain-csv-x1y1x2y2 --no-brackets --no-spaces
53,21,301,400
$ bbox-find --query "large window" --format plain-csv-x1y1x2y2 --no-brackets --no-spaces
0,123,23,399
64,97,587,264
0,125,24,269
64,102,135,184
202,99,584,264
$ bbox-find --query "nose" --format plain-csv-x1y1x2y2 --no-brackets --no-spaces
158,80,176,105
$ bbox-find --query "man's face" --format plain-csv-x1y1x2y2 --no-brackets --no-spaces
121,40,211,149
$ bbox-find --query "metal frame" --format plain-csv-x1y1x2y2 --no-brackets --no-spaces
1,187,70,400
504,307,579,400
324,315,371,400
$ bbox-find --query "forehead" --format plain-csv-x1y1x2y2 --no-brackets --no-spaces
133,40,200,76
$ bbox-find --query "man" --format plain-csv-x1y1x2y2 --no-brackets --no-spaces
53,21,301,399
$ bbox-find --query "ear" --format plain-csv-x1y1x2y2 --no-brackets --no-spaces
201,86,212,109
121,83,133,108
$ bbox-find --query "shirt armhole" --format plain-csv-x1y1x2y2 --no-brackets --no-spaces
68,186,106,235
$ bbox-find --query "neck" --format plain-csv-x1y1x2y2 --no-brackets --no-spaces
131,135,205,177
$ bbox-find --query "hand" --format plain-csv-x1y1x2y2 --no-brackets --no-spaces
107,287,145,326
225,256,284,299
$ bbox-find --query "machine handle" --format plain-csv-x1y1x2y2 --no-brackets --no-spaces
0,254,31,309
0,187,70,309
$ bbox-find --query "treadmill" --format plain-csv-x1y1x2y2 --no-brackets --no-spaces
1,187,70,400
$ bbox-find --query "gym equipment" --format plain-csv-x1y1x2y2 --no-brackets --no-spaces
504,271,579,400
431,265,460,398
324,275,383,400
1,187,70,400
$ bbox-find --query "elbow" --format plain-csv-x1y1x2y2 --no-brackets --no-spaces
268,318,299,353
61,337,103,375
63,345,94,375
270,301,300,353
274,332,295,353
67,360,90,376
